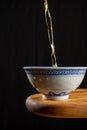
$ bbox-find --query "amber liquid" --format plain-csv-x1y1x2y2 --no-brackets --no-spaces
44,0,58,67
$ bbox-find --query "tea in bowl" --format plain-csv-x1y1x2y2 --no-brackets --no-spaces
23,66,87,100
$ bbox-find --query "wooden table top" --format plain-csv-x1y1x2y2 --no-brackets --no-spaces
26,89,87,118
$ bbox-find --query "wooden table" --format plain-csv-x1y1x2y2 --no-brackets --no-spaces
26,89,87,118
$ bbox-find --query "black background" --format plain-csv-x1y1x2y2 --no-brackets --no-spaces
0,0,87,130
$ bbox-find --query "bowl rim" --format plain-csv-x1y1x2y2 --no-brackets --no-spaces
23,66,87,70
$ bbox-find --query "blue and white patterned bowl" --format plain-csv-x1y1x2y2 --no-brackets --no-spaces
23,66,87,100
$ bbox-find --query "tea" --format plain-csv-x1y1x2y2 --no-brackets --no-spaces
44,0,58,67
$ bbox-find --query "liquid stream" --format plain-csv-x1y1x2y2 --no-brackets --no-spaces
44,0,58,67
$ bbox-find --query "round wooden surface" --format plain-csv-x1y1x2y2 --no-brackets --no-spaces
26,89,87,118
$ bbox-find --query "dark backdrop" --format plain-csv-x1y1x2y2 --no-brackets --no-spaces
0,0,87,130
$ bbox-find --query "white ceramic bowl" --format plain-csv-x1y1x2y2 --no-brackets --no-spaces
23,66,87,100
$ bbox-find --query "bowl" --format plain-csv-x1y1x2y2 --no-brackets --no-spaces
23,66,87,100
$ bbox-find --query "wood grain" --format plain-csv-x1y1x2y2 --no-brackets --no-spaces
26,89,87,118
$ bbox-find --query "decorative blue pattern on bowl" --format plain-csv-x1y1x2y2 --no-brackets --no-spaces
25,69,86,75
46,91,68,96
